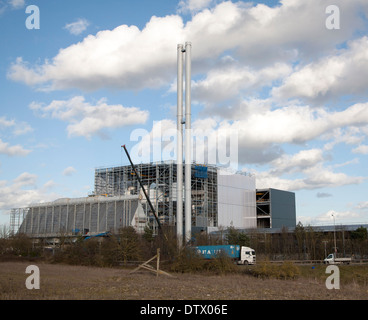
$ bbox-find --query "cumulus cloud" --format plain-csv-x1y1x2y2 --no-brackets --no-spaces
5,0,368,193
357,202,368,210
62,166,76,176
8,0,25,9
177,0,215,14
316,192,333,198
0,138,31,156
0,116,33,136
273,37,368,102
0,172,59,211
192,62,292,105
7,1,368,91
221,101,368,164
64,18,90,35
268,149,324,176
30,96,149,139
8,15,186,90
0,117,33,157
255,165,363,191
352,144,368,155
299,209,365,225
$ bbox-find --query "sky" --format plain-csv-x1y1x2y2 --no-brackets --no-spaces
0,0,368,228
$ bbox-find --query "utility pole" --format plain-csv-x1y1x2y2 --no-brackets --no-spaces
332,212,337,256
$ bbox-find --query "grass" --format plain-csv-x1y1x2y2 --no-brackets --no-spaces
247,260,300,279
298,264,368,287
1,260,368,300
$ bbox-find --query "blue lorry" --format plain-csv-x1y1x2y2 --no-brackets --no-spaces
194,245,256,265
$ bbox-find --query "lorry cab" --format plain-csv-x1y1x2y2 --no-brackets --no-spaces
325,253,334,262
324,253,352,264
239,246,256,265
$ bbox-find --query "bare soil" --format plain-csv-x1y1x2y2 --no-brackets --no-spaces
0,261,367,300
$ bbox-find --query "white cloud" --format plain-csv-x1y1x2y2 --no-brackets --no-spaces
177,0,215,14
30,96,149,139
8,0,368,91
273,37,368,102
0,117,15,128
0,173,59,211
0,116,33,136
192,62,292,104
255,166,364,191
333,158,359,168
0,138,31,156
268,149,324,175
13,172,37,187
357,202,368,210
316,192,332,198
0,117,33,157
8,14,186,90
64,18,90,35
352,144,368,155
323,127,366,151
12,122,33,136
223,101,368,164
62,166,76,176
8,0,24,9
299,209,365,226
129,97,368,169
253,147,364,191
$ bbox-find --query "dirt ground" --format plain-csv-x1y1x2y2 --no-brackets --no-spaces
0,261,367,300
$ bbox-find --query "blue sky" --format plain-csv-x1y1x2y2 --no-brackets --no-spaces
1,0,368,227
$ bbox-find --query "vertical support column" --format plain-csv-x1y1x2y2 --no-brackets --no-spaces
176,44,184,248
184,41,192,244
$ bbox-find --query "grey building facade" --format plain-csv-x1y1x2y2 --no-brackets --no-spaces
256,188,296,229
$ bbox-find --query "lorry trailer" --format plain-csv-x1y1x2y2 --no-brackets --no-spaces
324,253,351,264
194,245,256,265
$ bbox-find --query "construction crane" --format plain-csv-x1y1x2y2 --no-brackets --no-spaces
121,145,168,242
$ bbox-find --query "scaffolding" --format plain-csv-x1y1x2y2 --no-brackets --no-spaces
256,189,271,228
10,208,29,235
17,195,146,238
13,162,258,238
94,161,219,231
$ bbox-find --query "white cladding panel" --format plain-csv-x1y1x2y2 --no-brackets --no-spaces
217,170,256,229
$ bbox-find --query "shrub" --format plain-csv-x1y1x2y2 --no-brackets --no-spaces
171,248,238,274
226,227,250,247
278,261,300,279
171,247,205,273
204,252,238,274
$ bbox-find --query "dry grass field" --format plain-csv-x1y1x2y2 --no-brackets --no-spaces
0,261,367,300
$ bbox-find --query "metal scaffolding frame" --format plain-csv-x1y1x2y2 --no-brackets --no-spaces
94,161,219,232
17,195,146,238
13,162,257,238
256,189,271,228
10,208,29,235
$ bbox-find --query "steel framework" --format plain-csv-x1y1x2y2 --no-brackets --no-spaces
94,162,219,232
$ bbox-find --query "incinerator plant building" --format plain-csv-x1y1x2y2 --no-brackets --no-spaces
16,162,259,238
15,162,296,238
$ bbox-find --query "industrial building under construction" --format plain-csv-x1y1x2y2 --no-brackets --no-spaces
15,161,296,239
13,42,296,239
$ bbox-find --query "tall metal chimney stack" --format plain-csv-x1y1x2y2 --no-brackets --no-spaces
176,44,184,248
184,41,192,244
176,42,192,247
